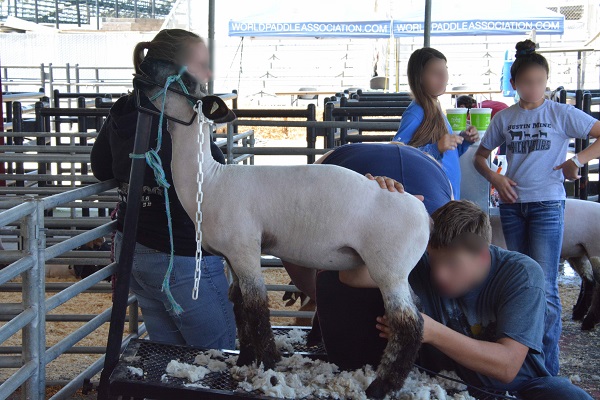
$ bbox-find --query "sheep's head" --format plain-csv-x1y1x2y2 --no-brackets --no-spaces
134,58,235,125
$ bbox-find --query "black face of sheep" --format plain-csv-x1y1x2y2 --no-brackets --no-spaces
134,58,235,125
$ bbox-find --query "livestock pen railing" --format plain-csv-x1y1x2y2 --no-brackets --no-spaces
2,64,241,108
0,180,146,400
2,64,133,98
0,96,597,397
555,89,600,201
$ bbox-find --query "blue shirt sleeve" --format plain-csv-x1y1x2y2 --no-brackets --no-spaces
394,107,443,160
458,136,472,156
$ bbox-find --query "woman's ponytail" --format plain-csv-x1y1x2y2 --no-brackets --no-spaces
133,41,151,75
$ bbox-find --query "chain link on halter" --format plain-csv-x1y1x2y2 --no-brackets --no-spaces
192,100,208,300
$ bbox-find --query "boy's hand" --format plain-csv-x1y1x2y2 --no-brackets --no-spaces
460,126,479,143
366,173,404,192
554,159,581,181
376,314,432,343
491,174,518,203
376,315,391,339
437,133,464,153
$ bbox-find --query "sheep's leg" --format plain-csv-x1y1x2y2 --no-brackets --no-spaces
229,256,281,369
569,257,595,321
365,279,423,399
582,287,600,330
574,278,595,321
582,257,600,331
228,270,256,366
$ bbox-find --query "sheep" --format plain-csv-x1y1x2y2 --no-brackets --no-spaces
490,199,600,330
135,59,431,399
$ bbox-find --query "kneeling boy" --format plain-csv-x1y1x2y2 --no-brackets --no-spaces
317,201,591,400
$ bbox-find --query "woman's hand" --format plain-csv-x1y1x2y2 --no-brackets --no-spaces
554,159,581,181
460,126,479,143
437,133,464,153
366,173,405,192
491,174,518,203
376,313,433,343
366,173,425,201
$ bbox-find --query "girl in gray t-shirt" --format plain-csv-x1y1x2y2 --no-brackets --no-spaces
473,39,600,377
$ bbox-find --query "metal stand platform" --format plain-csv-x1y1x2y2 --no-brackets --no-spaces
108,327,325,400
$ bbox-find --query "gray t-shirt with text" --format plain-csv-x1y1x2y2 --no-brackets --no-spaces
481,100,597,202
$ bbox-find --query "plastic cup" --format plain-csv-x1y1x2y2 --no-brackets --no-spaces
446,108,468,132
470,108,493,132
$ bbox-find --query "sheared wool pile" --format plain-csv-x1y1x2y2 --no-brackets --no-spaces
231,353,475,400
165,349,231,382
126,366,144,377
165,328,476,399
274,328,309,352
165,360,210,382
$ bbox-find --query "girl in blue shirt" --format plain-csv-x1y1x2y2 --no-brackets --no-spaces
393,47,479,198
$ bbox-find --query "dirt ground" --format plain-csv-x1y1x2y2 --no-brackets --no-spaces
558,281,600,399
3,266,600,399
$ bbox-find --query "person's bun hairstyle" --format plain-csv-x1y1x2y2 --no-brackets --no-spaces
510,39,548,81
515,39,537,58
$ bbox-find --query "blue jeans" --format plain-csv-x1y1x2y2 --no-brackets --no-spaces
515,376,592,400
114,232,236,349
499,201,565,376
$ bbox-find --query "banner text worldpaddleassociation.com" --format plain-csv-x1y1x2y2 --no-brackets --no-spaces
229,19,563,36
395,20,563,34
230,22,390,35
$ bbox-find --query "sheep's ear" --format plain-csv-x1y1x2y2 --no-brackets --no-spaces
201,96,236,123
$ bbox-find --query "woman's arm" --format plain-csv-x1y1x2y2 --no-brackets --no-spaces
395,109,464,160
474,145,518,203
458,139,472,156
554,121,600,180
473,145,496,182
90,117,115,182
394,111,443,160
393,109,422,144
457,126,479,156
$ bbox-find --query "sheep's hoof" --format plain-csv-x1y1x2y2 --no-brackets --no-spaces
572,305,588,321
259,351,282,370
365,378,393,400
236,348,256,367
581,315,598,331
572,310,585,321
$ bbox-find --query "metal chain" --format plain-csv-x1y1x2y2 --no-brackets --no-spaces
192,100,207,300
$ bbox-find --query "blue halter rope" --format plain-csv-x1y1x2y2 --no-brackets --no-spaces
130,65,194,315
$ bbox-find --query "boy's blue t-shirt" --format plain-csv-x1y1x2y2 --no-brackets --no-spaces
393,101,471,199
321,143,453,215
481,99,597,203
409,245,550,391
